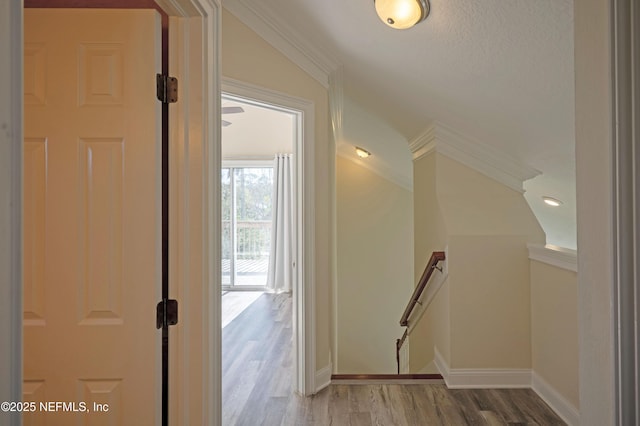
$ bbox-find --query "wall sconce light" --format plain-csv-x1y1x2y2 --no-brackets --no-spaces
542,196,563,207
374,0,430,30
355,147,372,158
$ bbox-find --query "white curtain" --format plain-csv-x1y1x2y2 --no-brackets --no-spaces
266,154,294,293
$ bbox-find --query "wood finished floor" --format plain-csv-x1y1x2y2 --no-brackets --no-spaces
222,293,566,426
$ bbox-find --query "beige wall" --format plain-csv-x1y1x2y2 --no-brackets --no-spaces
575,0,615,422
410,152,449,371
531,260,579,409
221,9,333,371
335,156,413,373
437,155,545,238
449,236,534,369
411,152,544,371
412,153,448,278
409,278,451,372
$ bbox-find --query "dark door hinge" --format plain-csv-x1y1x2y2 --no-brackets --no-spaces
156,74,178,104
156,299,178,329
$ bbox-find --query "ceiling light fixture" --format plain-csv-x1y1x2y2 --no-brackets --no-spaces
542,196,563,207
374,0,430,30
355,147,372,158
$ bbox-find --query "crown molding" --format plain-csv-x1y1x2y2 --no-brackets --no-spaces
409,123,541,193
337,145,413,191
527,243,578,272
223,0,339,88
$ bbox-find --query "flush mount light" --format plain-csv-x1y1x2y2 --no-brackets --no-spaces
374,0,430,30
355,147,372,158
542,196,563,207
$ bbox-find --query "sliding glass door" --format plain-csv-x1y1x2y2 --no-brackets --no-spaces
222,166,273,289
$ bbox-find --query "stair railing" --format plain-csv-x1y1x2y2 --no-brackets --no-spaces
396,250,446,373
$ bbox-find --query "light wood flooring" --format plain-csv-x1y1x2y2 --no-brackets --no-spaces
222,293,566,426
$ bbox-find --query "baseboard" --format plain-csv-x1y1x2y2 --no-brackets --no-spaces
433,346,450,379
315,363,332,393
532,372,580,426
434,347,530,389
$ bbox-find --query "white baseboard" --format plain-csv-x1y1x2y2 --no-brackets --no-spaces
434,347,530,388
446,368,531,389
434,348,580,423
315,363,332,393
433,347,450,379
532,372,580,426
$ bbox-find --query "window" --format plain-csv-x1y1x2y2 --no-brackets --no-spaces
222,166,273,288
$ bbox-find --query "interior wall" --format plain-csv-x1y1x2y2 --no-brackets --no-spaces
410,152,449,372
436,154,544,369
448,235,534,369
437,155,545,238
411,152,544,372
335,156,413,373
530,260,579,409
408,278,450,373
339,96,413,190
221,8,332,372
574,0,615,422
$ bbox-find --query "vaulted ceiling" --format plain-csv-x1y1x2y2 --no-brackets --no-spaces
222,0,576,249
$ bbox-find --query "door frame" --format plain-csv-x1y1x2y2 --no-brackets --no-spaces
611,0,640,422
222,78,317,395
1,0,222,424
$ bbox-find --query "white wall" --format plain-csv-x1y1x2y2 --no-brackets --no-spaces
335,156,413,373
574,0,615,423
0,1,22,424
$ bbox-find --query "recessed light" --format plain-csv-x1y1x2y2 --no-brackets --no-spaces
355,147,371,158
542,196,563,207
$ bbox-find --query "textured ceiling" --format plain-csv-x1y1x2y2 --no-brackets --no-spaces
223,0,576,248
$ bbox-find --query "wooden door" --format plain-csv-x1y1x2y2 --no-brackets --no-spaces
23,9,161,425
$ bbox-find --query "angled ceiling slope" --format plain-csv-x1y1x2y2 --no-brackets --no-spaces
222,0,576,250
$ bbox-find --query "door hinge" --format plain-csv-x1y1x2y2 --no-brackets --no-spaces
156,299,178,329
156,73,178,104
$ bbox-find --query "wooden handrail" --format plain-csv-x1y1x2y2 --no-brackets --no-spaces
399,251,445,327
395,251,445,374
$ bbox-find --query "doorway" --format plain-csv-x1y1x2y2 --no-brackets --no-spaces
221,93,296,293
220,79,317,398
221,93,297,422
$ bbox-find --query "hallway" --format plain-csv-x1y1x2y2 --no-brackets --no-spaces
221,293,565,425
